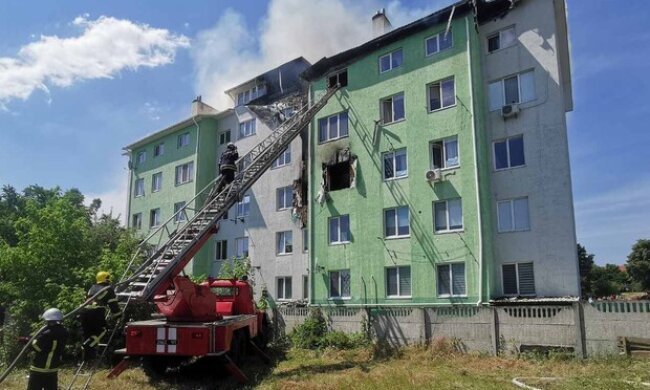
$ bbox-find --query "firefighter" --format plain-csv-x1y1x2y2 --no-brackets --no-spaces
217,143,239,193
28,308,68,390
79,271,121,361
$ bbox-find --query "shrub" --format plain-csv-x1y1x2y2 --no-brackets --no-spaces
290,308,370,350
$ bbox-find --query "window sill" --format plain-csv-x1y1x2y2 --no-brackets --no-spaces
238,134,256,140
435,229,464,235
425,46,453,58
497,228,531,234
438,294,467,298
175,181,193,187
328,297,351,300
276,252,294,257
152,190,161,194
386,296,412,299
428,104,457,114
379,66,402,75
384,235,410,240
277,207,291,212
487,43,517,55
318,135,349,145
329,241,351,246
380,118,405,126
134,194,145,198
383,175,408,182
271,164,290,170
494,164,526,172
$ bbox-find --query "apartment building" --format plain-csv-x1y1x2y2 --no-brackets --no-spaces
124,58,311,301
302,0,579,306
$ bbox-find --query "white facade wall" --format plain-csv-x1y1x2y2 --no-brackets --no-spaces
211,104,308,302
479,0,580,297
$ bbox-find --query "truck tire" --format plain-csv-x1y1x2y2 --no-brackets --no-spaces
255,314,272,349
141,356,184,378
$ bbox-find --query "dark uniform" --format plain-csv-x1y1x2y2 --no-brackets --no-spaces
216,146,239,193
79,283,121,361
28,323,68,390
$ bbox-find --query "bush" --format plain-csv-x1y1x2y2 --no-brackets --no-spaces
290,308,370,350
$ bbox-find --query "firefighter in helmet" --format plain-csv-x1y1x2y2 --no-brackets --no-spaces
28,308,68,390
79,271,121,361
217,142,239,193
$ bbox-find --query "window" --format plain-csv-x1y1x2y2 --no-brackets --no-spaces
329,215,350,244
302,229,308,252
425,30,453,56
240,154,252,170
502,262,535,296
431,137,459,169
303,275,309,300
134,178,145,197
236,85,266,106
325,161,352,191
215,240,228,261
154,143,164,157
219,131,231,145
494,135,525,170
149,208,161,228
383,148,408,180
379,48,403,73
318,112,348,143
488,70,535,111
327,69,348,88
437,263,466,297
384,206,409,238
277,231,293,255
238,119,256,139
497,197,530,232
235,237,249,258
151,172,162,193
136,151,146,166
132,213,142,230
434,199,463,233
272,148,291,168
277,277,292,300
428,78,456,111
386,266,411,297
380,93,405,124
175,162,194,185
276,186,293,210
177,132,190,148
173,201,186,223
488,26,516,53
329,270,351,298
237,195,250,217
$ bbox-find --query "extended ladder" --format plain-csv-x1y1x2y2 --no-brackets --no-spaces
116,85,339,302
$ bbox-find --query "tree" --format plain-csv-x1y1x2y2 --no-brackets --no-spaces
577,244,595,296
627,239,650,290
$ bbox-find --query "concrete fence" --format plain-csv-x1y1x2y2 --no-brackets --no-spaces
271,301,650,357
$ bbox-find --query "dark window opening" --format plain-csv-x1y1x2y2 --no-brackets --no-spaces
326,161,351,191
327,69,348,88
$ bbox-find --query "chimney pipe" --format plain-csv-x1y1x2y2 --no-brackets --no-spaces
372,8,392,38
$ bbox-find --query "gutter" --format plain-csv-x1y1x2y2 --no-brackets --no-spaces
466,16,484,306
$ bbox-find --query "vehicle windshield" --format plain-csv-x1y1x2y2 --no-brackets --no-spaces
211,287,239,297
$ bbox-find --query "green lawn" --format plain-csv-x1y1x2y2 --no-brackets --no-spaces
3,345,650,389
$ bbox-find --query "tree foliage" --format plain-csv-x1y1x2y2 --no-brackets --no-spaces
577,243,633,298
0,185,140,364
577,244,595,296
626,239,650,291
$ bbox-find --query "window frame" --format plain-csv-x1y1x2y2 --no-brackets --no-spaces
502,262,536,296
430,136,460,170
235,237,249,258
276,230,293,255
380,92,405,125
173,201,186,223
175,162,194,186
493,135,525,171
488,69,536,111
378,48,403,74
303,275,309,300
382,148,408,181
238,119,256,139
487,25,516,53
302,228,308,252
433,198,463,233
136,151,146,166
497,197,531,233
149,208,161,228
132,213,142,230
276,276,292,301
385,266,412,298
237,194,251,217
134,178,145,197
425,29,454,56
276,186,293,210
329,269,351,299
177,132,190,148
427,77,456,112
384,206,410,239
219,130,231,145
437,262,467,297
153,143,165,157
318,111,349,143
151,172,163,193
328,215,351,245
272,147,292,169
215,239,228,261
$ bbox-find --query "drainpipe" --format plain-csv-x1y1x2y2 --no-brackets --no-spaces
466,16,484,306
307,83,314,306
125,150,133,228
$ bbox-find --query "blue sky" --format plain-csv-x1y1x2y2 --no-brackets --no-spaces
0,0,648,265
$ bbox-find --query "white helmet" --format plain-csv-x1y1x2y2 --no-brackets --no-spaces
42,308,63,322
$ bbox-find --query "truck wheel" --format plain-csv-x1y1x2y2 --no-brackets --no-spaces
255,314,272,349
141,356,171,378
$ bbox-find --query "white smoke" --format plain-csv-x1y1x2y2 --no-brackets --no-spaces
192,0,455,109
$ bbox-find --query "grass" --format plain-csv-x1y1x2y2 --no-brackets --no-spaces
3,343,650,389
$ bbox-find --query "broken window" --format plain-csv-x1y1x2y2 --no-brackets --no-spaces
327,69,348,88
326,161,351,191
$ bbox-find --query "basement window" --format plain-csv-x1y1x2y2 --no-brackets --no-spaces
327,69,348,88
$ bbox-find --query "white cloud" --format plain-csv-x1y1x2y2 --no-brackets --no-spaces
85,168,130,225
0,15,190,107
193,0,453,109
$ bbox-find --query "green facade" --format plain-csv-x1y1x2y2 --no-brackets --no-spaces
127,117,218,276
308,16,495,306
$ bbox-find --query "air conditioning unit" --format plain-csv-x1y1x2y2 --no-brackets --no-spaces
501,104,520,119
425,169,442,183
